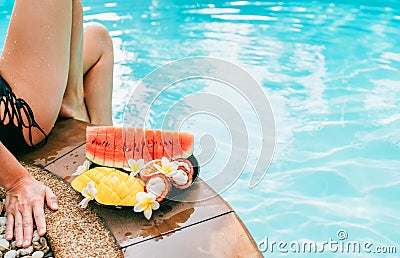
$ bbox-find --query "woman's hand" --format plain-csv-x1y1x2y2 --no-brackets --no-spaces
5,176,58,248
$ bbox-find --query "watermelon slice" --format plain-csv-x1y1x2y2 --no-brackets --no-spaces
113,126,126,168
179,132,194,158
144,129,154,161
86,126,194,168
104,126,116,167
161,130,174,160
85,126,106,166
134,128,144,161
124,127,135,166
153,130,164,160
86,126,98,162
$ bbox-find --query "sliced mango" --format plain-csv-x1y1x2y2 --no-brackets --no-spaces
71,167,145,206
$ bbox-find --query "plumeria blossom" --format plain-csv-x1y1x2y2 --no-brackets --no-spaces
134,192,160,220
153,157,179,177
79,181,97,208
124,159,145,176
72,160,92,176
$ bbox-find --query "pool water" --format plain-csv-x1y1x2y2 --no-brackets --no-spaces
2,0,400,257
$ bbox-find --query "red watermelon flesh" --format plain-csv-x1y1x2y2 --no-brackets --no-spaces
179,132,194,158
85,126,98,161
171,132,181,159
85,126,107,166
153,130,164,160
96,126,107,166
144,129,154,161
97,126,108,165
104,127,116,167
113,127,126,168
161,130,174,160
133,128,144,161
124,127,135,165
86,126,194,168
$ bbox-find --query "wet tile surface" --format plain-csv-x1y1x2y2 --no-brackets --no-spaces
45,144,87,182
91,178,233,248
122,212,262,258
18,118,87,167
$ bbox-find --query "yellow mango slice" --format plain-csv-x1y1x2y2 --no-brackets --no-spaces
71,167,145,206
71,167,110,192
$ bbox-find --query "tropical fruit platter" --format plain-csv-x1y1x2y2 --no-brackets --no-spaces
71,126,198,220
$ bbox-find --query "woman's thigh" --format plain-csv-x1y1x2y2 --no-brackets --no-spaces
0,0,73,143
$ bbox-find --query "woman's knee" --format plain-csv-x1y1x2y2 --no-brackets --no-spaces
82,22,113,72
84,22,113,52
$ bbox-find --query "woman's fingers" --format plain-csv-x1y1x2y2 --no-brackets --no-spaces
22,205,34,248
14,211,23,247
45,186,59,211
5,213,14,240
33,203,46,236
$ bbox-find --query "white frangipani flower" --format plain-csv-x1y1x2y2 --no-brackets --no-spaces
153,157,178,177
134,192,160,220
72,160,92,176
124,159,145,176
79,181,97,208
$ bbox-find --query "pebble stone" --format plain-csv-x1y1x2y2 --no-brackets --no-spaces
0,238,9,251
32,251,45,258
3,250,17,258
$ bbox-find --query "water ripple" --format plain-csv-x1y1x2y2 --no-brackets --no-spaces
78,0,400,256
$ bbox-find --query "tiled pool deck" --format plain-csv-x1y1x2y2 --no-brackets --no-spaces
18,118,262,257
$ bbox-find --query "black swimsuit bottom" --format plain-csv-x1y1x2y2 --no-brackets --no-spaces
0,76,48,155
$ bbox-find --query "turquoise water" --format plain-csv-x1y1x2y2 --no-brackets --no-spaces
2,0,400,257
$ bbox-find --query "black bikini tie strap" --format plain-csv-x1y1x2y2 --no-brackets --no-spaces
0,82,48,148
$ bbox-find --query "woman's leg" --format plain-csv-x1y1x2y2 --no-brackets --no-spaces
60,21,113,126
82,22,114,125
59,0,90,123
0,0,73,144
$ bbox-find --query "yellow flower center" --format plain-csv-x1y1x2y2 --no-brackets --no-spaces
132,163,141,172
162,165,174,175
140,197,155,210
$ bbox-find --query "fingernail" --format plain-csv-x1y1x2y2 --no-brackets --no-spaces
39,228,45,235
23,240,29,246
16,240,22,246
6,234,12,239
52,202,59,209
